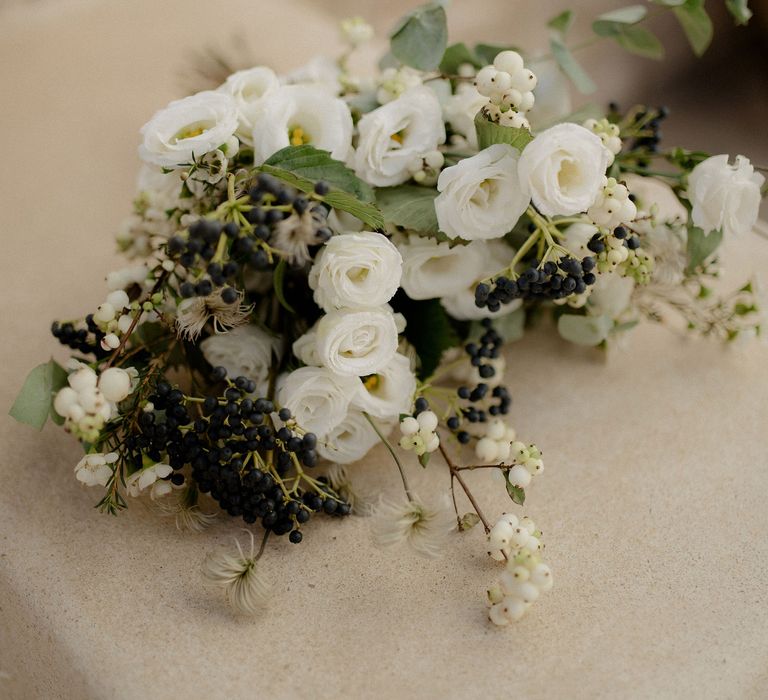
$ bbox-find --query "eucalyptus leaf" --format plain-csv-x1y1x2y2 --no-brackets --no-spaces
592,5,647,35
550,37,596,94
474,111,533,151
9,359,68,430
473,43,519,65
726,0,752,25
440,42,482,74
686,226,723,272
390,3,448,71
375,185,440,233
557,314,613,346
548,9,575,35
672,0,713,56
615,25,665,59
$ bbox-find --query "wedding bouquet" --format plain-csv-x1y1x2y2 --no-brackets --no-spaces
11,1,765,625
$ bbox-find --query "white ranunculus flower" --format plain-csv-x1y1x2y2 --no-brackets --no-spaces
250,85,353,164
199,325,279,395
351,353,416,419
139,91,239,168
309,232,403,312
218,66,280,138
292,324,321,367
588,273,635,319
443,84,487,150
517,123,609,216
317,410,387,464
315,307,399,376
688,154,764,237
440,240,522,320
435,144,530,240
354,87,445,187
276,366,359,437
399,237,488,300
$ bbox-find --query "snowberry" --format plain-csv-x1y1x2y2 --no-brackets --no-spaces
588,177,637,229
493,50,524,75
507,464,532,488
105,290,130,310
400,416,419,435
475,436,499,462
417,410,438,433
98,367,133,403
68,367,98,392
94,302,116,324
53,387,79,417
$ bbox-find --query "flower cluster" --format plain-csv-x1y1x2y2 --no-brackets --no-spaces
11,3,766,625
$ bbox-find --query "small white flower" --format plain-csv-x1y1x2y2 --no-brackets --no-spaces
398,237,489,300
518,122,610,216
218,66,280,138
688,154,764,237
317,410,385,464
125,463,173,498
200,325,279,396
351,353,416,419
250,85,353,164
443,84,487,150
435,144,530,241
315,307,399,376
371,495,455,558
202,531,270,615
175,290,252,340
354,87,445,187
74,452,118,487
340,16,374,46
309,232,403,312
139,91,239,168
276,366,359,437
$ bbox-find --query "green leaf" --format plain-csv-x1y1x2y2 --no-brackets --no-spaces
459,512,481,531
473,43,519,65
397,296,460,380
418,452,431,468
726,0,752,25
505,480,526,506
390,3,448,71
672,0,713,56
9,359,68,430
257,162,384,230
686,226,723,273
652,0,686,6
263,145,374,202
376,185,440,233
273,259,296,314
440,42,482,74
548,9,575,35
615,25,665,59
593,5,647,35
557,314,613,346
550,37,596,94
474,111,534,151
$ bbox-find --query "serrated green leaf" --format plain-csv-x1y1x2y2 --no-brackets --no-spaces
440,42,482,74
474,111,534,151
390,3,448,71
550,37,596,94
557,314,613,346
593,5,647,35
673,0,713,56
548,9,575,35
273,259,296,314
505,481,526,505
686,225,723,273
10,359,68,430
263,145,374,202
726,0,752,25
615,25,665,59
375,185,440,233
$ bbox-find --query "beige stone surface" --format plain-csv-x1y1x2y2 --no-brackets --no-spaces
1,1,768,698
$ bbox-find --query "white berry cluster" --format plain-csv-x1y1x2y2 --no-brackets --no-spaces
475,51,537,130
507,441,544,488
588,177,637,230
54,365,136,442
583,117,623,165
486,513,552,624
474,418,517,462
407,149,445,186
399,410,440,456
93,289,161,351
377,66,423,104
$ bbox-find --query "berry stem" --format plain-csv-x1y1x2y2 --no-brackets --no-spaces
437,442,493,534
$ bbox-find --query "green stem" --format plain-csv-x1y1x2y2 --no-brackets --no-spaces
363,411,413,501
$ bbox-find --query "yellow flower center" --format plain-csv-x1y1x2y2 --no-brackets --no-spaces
288,126,311,146
362,374,380,391
390,129,406,145
174,123,207,142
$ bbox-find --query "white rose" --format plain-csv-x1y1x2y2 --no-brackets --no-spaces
399,237,488,300
292,324,321,367
351,353,416,419
276,366,359,437
218,66,280,138
435,144,530,240
315,307,399,376
199,325,279,395
517,123,609,216
354,87,445,187
250,85,353,164
309,232,403,312
317,410,388,464
139,91,239,168
688,154,764,237
440,240,522,320
443,84,487,150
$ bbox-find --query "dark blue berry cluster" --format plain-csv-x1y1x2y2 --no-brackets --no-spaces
51,317,111,359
